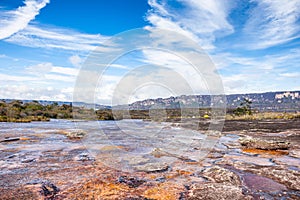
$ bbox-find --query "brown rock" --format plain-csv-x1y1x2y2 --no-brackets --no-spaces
134,162,169,173
242,173,287,192
66,130,86,139
188,183,253,200
239,137,290,150
202,166,241,185
257,167,300,191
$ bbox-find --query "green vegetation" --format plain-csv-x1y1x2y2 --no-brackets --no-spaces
0,100,72,122
233,98,252,116
1,99,299,123
226,111,300,120
226,98,300,120
0,100,214,123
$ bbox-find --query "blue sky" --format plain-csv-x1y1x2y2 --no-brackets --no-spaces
0,0,299,104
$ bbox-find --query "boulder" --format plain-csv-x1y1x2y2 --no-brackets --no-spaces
66,130,86,139
202,166,241,185
239,137,290,150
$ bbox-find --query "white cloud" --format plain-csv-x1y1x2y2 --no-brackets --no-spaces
5,25,111,51
26,62,79,77
0,84,72,101
26,62,53,76
214,49,300,94
146,0,234,50
0,73,37,81
139,49,218,95
244,0,300,49
279,72,300,78
69,55,82,67
0,0,49,40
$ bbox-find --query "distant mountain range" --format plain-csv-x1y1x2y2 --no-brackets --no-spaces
2,90,300,112
123,91,300,112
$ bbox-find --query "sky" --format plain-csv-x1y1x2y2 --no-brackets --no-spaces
0,0,299,105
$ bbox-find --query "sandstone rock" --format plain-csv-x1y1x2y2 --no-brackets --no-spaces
40,182,60,198
116,176,146,188
75,153,95,161
290,149,300,158
123,156,150,165
222,154,275,166
272,156,300,167
202,166,241,185
188,183,252,200
66,130,86,139
134,162,169,173
257,167,300,191
239,137,290,150
242,173,287,192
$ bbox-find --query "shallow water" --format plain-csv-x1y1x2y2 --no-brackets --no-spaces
0,119,215,172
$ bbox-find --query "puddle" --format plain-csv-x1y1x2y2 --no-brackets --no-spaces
242,173,287,192
242,148,289,156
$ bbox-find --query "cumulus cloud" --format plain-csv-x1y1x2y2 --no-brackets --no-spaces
0,0,49,40
26,62,79,78
0,83,73,101
69,55,83,67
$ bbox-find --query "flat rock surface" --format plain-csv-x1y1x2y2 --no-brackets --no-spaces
0,119,299,199
188,183,252,200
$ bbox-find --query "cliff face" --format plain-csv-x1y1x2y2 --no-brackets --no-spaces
125,91,300,112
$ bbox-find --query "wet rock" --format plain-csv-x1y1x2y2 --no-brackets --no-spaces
155,177,166,183
21,158,36,163
75,153,95,161
188,183,252,200
151,148,196,162
123,155,150,165
40,182,60,198
134,162,169,173
206,152,224,159
242,148,289,156
272,156,300,167
257,167,300,191
0,137,20,143
202,166,241,185
204,130,222,137
242,173,287,192
222,154,275,166
117,176,146,188
289,149,300,158
239,136,290,150
26,178,46,185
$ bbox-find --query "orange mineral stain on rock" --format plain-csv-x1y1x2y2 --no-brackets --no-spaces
143,183,183,200
100,145,126,151
20,137,30,140
67,181,133,199
176,170,193,176
243,148,289,156
164,170,193,180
